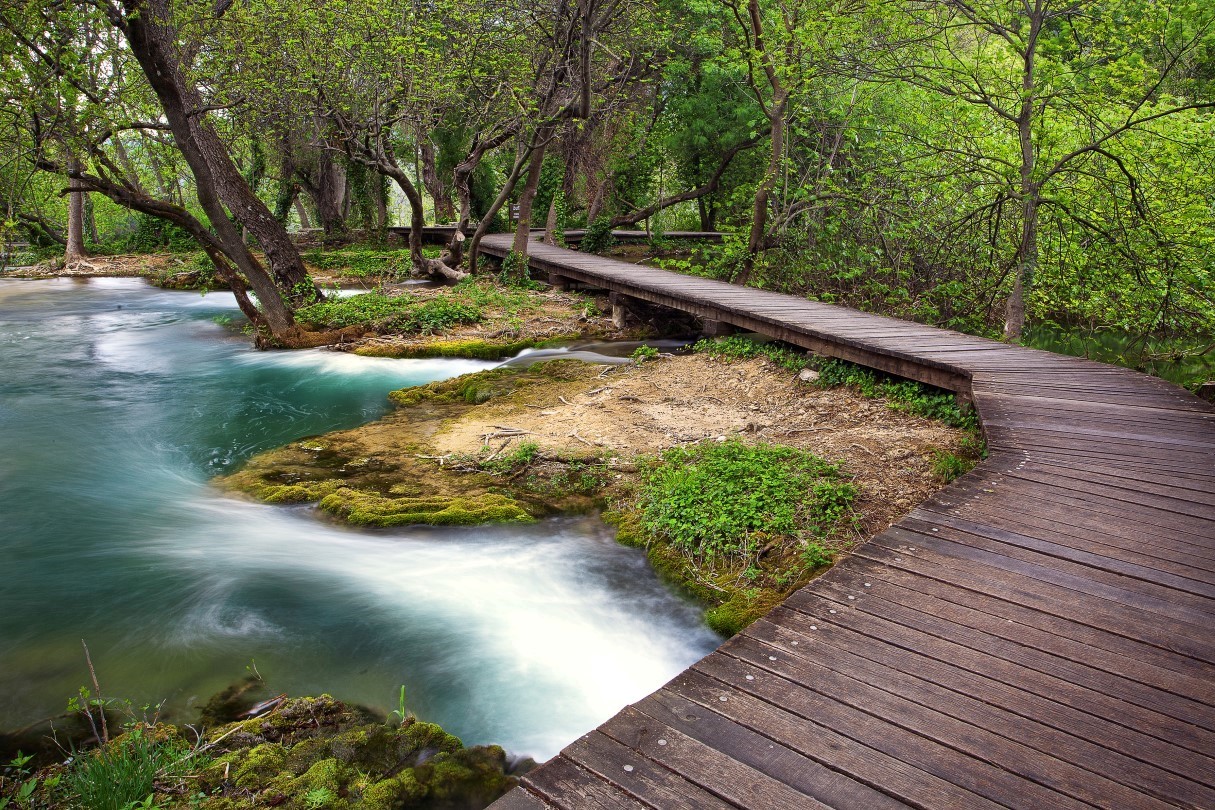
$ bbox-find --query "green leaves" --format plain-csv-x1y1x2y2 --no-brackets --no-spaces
636,439,856,562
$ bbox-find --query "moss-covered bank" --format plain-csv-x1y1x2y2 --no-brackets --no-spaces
219,360,615,527
222,349,975,638
3,690,522,810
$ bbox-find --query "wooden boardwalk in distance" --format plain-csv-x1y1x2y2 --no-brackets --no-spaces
478,233,1215,810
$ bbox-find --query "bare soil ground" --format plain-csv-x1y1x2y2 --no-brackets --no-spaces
432,353,965,535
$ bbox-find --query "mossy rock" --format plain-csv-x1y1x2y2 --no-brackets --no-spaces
704,589,785,637
410,747,516,809
318,488,533,526
229,743,289,789
388,359,590,410
357,772,426,809
356,336,576,361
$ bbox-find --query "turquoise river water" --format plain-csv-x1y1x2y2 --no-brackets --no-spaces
0,277,719,759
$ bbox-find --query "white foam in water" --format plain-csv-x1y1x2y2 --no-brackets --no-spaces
236,347,495,379
155,496,719,759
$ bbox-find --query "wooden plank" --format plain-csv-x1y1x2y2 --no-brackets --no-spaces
715,631,1213,809
746,608,1215,792
522,756,650,809
921,484,1215,572
489,788,558,810
899,512,1215,600
600,704,836,810
861,529,1215,659
561,731,737,810
786,585,1214,753
824,552,1215,693
681,657,1101,810
642,676,1001,810
942,475,1215,551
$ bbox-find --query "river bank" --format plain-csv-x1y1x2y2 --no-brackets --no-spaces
1,683,525,810
223,342,978,635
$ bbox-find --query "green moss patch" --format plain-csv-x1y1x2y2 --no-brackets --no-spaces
193,696,516,810
318,488,532,526
355,335,577,360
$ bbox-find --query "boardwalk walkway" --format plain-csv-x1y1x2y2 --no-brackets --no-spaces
479,234,1215,810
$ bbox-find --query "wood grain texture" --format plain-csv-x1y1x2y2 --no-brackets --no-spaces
485,235,1215,809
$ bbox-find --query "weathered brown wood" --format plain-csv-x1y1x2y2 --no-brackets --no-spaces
486,234,1215,810
522,756,650,809
746,608,1215,789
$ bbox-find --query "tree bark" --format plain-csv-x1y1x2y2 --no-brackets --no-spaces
110,0,307,338
737,95,784,285
467,140,536,273
299,147,347,240
65,166,87,264
1005,4,1043,343
542,196,559,245
510,128,552,264
114,0,315,306
420,139,456,223
736,0,788,286
293,196,312,230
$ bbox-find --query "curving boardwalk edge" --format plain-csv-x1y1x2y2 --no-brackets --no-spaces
480,234,1215,810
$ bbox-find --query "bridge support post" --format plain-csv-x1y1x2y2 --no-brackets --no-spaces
700,318,736,338
609,292,630,329
548,273,570,291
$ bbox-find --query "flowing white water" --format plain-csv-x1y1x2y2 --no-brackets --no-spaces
0,277,719,759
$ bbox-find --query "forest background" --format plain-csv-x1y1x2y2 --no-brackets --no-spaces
1,0,1212,380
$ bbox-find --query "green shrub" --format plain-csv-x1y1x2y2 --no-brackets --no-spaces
630,344,659,363
301,248,412,278
693,335,811,372
295,292,483,333
61,728,198,810
932,449,977,482
579,216,616,254
815,358,978,430
636,439,857,563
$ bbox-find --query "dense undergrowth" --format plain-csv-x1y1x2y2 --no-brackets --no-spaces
619,438,857,635
293,278,547,334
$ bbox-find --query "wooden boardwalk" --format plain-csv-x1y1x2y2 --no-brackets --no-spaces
479,234,1215,810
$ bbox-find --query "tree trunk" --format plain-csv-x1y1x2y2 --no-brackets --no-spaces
65,160,87,264
84,193,99,244
447,128,515,263
511,130,551,263
113,0,305,338
293,196,312,230
115,0,315,307
300,148,347,241
542,196,559,245
420,139,456,223
1005,6,1042,343
737,92,785,285
467,141,536,273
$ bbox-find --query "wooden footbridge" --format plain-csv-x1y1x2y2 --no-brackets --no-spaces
479,234,1215,810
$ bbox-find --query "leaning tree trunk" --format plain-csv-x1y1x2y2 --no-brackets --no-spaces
447,128,515,265
116,0,316,306
467,141,536,273
113,0,305,339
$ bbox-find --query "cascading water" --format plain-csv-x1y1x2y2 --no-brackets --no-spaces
0,278,719,759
